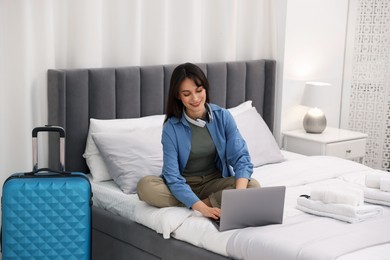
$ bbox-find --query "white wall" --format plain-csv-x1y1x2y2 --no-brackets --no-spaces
279,0,350,140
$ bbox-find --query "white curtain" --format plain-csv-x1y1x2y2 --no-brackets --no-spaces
0,0,276,183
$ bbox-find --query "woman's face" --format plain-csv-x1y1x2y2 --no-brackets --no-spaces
178,77,207,119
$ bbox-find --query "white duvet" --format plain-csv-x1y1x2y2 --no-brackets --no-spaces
91,154,390,259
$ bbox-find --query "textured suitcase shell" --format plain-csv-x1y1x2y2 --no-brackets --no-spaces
2,126,91,259
2,171,92,259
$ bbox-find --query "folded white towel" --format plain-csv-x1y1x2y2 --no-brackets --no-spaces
296,197,383,223
364,187,390,207
380,178,390,192
310,186,364,207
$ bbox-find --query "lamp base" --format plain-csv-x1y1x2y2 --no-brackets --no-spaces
303,108,327,134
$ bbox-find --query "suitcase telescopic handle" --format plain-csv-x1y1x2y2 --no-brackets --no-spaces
32,126,65,138
32,125,65,172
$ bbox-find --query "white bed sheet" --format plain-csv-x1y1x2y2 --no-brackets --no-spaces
89,175,195,239
90,153,390,259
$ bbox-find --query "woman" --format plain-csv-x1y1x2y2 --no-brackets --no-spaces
137,62,260,220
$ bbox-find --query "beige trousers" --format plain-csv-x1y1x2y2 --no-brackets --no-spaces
137,171,260,208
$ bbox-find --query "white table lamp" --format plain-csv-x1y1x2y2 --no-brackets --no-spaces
301,82,331,134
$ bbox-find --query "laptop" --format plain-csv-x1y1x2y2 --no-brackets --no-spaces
212,186,286,232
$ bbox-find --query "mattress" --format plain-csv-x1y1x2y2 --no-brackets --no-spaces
90,152,390,259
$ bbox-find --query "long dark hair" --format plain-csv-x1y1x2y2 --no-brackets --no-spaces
165,63,210,122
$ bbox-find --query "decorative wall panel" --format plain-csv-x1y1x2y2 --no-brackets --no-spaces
349,0,390,171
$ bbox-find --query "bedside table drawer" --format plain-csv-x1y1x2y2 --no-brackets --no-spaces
325,139,366,159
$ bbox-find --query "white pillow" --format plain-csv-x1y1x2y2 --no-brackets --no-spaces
84,115,165,181
92,126,163,194
233,107,285,167
227,100,252,116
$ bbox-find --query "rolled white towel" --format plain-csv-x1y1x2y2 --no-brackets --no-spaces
365,171,389,189
297,196,383,223
310,186,364,207
364,187,390,207
365,174,381,189
380,178,390,192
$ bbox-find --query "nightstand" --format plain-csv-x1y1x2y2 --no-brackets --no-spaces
282,127,368,162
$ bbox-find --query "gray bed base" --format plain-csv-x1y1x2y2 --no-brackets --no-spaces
47,59,276,259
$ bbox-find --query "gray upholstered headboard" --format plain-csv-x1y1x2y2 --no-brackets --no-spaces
48,60,276,173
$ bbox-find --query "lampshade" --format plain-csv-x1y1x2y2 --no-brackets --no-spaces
301,81,331,109
301,82,331,134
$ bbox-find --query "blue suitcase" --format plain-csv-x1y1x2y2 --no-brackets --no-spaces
1,126,92,260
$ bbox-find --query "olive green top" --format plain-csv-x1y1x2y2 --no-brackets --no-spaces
182,122,217,176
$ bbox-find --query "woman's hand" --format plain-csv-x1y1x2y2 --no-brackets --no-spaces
192,200,221,219
235,178,249,189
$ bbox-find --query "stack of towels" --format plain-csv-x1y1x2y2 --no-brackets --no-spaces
297,186,383,223
364,171,390,206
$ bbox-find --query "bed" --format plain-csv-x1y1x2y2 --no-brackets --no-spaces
47,60,390,260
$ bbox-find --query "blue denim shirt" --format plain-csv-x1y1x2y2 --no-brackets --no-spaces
161,104,253,208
